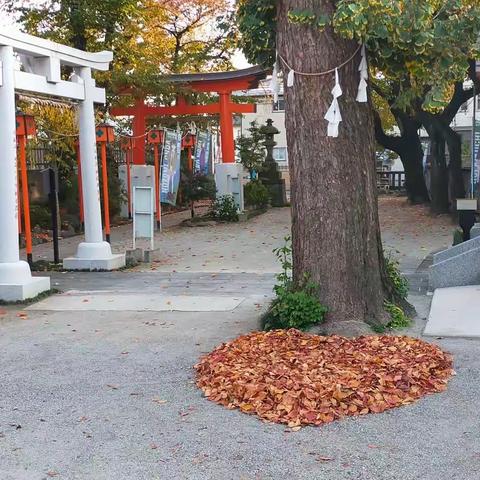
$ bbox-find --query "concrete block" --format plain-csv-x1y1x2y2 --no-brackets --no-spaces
126,248,143,264
429,246,480,290
0,276,51,302
27,291,245,312
63,254,126,271
425,285,480,337
432,235,480,265
471,223,480,239
143,249,160,263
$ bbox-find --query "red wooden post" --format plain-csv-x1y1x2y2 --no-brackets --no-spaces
182,133,195,173
96,124,115,243
219,92,235,163
132,98,146,165
16,113,36,265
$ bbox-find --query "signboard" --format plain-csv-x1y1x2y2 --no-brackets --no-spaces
472,119,480,195
194,130,211,175
160,129,181,206
133,186,154,250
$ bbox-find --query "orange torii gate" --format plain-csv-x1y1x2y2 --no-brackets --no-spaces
110,66,269,165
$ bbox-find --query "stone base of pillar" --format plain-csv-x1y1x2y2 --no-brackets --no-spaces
0,261,50,301
63,241,126,271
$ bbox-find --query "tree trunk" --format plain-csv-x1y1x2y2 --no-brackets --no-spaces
443,126,466,202
402,143,430,203
417,112,450,213
374,111,429,203
277,0,392,331
429,128,450,214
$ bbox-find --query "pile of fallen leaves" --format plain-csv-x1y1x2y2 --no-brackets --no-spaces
195,329,453,428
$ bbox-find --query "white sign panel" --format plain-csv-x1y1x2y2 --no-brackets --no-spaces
133,186,154,250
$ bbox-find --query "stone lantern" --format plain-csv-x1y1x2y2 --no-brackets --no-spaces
258,119,287,207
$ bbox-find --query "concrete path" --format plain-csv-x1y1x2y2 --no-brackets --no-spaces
425,285,480,337
25,197,455,275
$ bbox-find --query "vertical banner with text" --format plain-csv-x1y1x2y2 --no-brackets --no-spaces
472,120,480,196
194,130,212,175
161,129,182,206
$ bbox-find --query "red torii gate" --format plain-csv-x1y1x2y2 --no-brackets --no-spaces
110,66,268,165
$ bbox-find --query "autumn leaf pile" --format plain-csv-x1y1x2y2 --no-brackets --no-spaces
195,329,453,428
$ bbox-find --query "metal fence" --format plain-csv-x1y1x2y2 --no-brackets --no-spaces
377,170,406,192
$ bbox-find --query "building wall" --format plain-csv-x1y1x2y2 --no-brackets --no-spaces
234,98,288,167
233,97,290,198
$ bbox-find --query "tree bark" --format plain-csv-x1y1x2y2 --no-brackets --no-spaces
374,111,429,203
419,114,450,213
277,0,393,331
444,126,466,201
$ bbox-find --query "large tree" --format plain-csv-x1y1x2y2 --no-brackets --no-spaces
238,0,480,328
344,0,480,211
277,1,390,329
240,0,396,330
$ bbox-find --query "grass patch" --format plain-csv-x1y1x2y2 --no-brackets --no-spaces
0,288,60,306
384,301,411,330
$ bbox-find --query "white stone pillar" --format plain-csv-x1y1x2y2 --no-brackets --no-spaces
63,67,125,270
0,46,50,300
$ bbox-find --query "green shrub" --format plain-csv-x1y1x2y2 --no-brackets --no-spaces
385,253,409,300
262,236,327,331
182,173,216,217
211,194,239,222
30,205,51,229
263,287,328,331
453,228,464,246
384,301,411,330
244,179,270,208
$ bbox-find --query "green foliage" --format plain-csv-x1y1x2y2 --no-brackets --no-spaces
30,205,52,229
182,173,217,203
288,9,330,30
211,194,239,222
237,0,277,66
181,172,217,218
236,121,266,176
453,228,464,246
262,236,328,331
237,0,480,110
384,301,411,330
244,180,270,208
263,289,328,331
385,253,409,300
273,235,293,293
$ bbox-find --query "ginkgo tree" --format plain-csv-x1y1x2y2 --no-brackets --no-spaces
239,0,480,210
237,0,480,329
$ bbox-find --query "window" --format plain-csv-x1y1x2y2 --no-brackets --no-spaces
272,147,288,163
273,96,285,112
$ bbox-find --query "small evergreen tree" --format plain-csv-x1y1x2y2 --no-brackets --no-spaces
236,121,266,178
182,173,216,218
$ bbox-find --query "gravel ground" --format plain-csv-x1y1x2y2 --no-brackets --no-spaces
0,277,478,480
2,197,476,480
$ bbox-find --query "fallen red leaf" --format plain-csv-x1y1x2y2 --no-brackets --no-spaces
194,329,453,428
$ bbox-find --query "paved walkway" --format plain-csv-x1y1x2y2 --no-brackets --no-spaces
2,196,475,480
27,197,454,274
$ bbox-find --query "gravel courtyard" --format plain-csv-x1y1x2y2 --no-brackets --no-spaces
2,196,476,480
